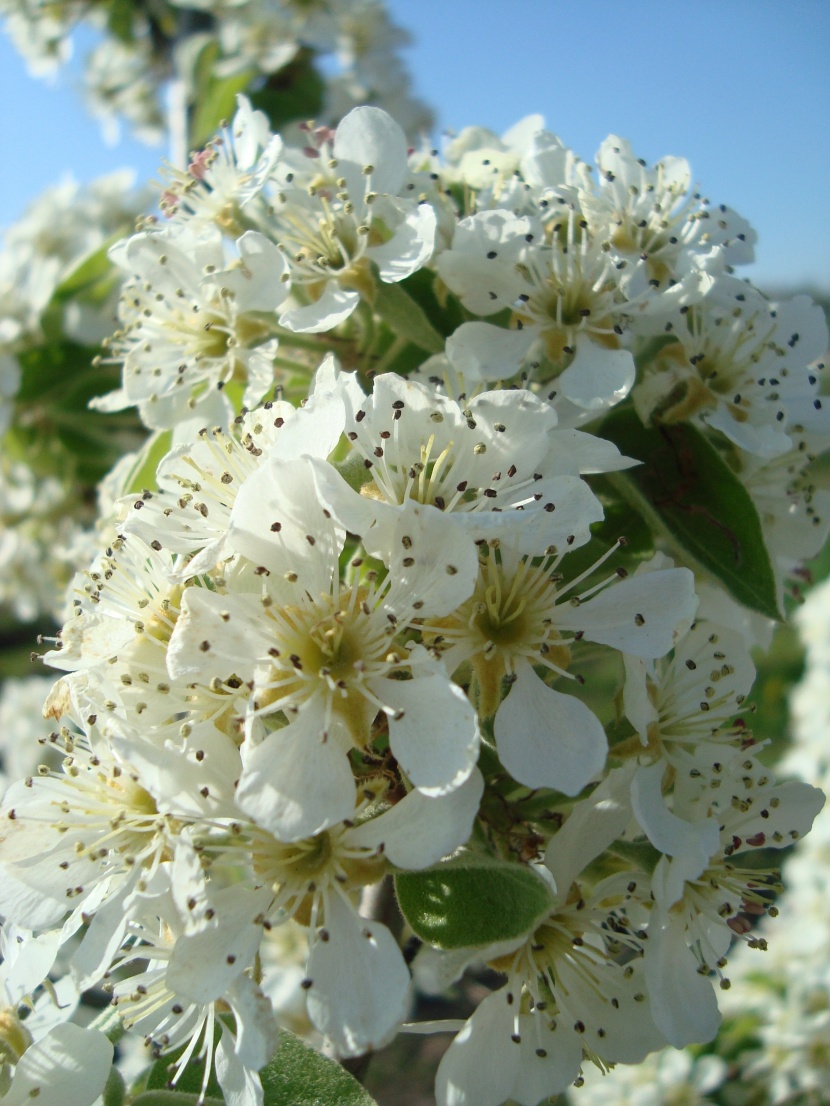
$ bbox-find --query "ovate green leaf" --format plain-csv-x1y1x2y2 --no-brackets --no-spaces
601,408,781,620
260,1029,379,1106
374,281,445,353
249,50,325,134
395,853,554,949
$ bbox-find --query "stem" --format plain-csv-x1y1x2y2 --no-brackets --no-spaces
88,1003,126,1045
371,335,409,377
167,77,190,170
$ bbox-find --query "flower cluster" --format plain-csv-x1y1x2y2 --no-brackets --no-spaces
0,172,149,623
0,0,432,144
565,575,830,1106
0,99,828,1106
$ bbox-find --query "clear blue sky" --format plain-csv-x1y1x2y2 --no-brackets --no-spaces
1,0,828,291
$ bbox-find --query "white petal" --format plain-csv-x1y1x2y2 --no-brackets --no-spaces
557,952,665,1063
704,405,792,458
305,893,410,1056
347,770,484,869
495,661,607,796
279,283,359,333
229,457,343,592
4,1024,113,1106
631,763,719,900
560,568,697,657
334,106,407,199
381,670,480,795
167,588,270,681
622,655,656,743
167,885,271,1003
544,763,635,900
268,355,356,462
558,343,635,411
542,428,638,475
370,202,437,283
446,322,535,382
226,973,281,1072
215,1028,265,1106
219,232,290,312
645,914,721,1048
435,988,520,1106
387,504,479,616
512,1012,583,1103
237,710,355,840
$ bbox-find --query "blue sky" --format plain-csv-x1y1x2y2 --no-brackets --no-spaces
1,0,828,291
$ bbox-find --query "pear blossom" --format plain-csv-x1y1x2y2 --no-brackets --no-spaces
166,457,481,839
622,618,756,766
428,540,696,796
108,888,279,1106
268,107,437,333
434,769,664,1106
161,96,284,227
167,773,483,1056
435,205,704,409
97,224,288,428
582,135,756,284
633,748,824,1046
308,371,615,560
633,280,829,457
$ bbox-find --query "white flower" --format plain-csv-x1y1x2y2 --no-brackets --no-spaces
583,135,756,282
162,96,284,227
633,280,829,457
168,774,482,1056
271,107,437,333
435,784,663,1106
635,748,824,1047
99,225,288,428
429,541,696,796
1,1023,112,1106
309,371,611,560
165,456,480,839
622,618,756,765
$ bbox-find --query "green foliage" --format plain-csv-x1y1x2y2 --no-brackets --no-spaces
131,1094,224,1106
13,340,140,484
190,41,258,148
601,408,781,621
259,1029,379,1106
396,851,554,949
249,50,325,135
140,1040,223,1100
374,281,446,353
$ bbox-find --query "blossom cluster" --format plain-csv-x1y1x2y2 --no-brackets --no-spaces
0,99,828,1106
0,0,432,144
566,576,830,1106
0,172,149,623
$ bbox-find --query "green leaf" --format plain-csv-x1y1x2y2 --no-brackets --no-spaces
374,281,445,354
16,341,99,405
395,852,554,949
102,1067,127,1106
601,408,781,620
249,51,325,134
191,66,259,148
142,1040,223,1100
53,239,118,300
123,429,173,496
106,0,135,43
259,1029,379,1106
131,1094,224,1106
